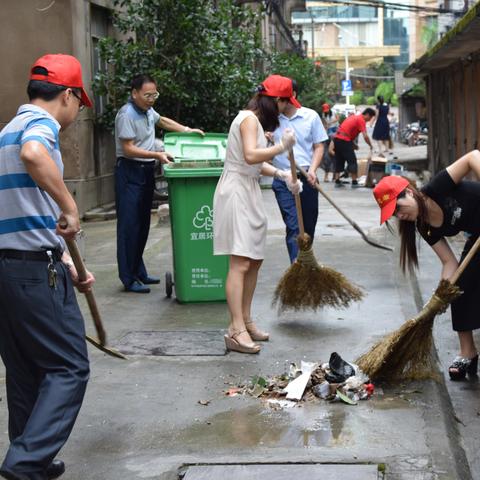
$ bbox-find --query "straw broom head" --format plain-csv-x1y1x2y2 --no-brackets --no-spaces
273,233,364,311
356,279,462,381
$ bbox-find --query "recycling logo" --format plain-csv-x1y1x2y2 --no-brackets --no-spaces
193,205,213,231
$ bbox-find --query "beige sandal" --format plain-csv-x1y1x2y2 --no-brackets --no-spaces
245,321,269,342
224,330,261,354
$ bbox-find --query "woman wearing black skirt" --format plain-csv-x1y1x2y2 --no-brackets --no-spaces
373,149,480,380
372,95,390,156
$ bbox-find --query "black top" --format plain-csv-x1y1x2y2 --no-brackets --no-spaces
420,170,480,246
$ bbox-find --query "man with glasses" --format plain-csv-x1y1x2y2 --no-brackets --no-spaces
0,54,94,480
115,74,204,293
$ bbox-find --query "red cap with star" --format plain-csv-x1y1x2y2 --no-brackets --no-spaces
259,75,301,109
373,175,410,224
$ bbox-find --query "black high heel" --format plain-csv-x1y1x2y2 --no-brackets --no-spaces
448,354,478,381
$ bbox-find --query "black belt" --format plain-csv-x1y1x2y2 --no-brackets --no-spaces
117,157,155,167
0,249,63,262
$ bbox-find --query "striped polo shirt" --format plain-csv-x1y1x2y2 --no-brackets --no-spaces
0,104,63,251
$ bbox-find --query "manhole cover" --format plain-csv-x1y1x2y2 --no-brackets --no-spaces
115,330,226,356
183,464,379,480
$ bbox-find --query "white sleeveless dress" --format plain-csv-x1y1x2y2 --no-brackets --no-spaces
213,110,267,260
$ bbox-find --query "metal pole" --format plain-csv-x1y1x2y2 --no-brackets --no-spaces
345,44,350,106
311,14,315,59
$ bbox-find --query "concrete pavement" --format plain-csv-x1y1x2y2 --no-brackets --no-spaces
0,143,477,479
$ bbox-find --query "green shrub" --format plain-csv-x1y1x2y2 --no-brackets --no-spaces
350,90,364,105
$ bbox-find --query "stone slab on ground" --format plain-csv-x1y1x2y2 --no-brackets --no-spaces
115,330,227,356
183,464,379,480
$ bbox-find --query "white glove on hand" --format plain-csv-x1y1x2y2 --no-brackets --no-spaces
277,170,303,195
287,178,303,195
279,128,296,151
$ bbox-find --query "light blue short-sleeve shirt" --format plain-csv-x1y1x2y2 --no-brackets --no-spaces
273,106,328,170
115,99,161,161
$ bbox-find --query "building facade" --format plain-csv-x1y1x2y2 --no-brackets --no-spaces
291,1,401,69
0,0,116,215
405,1,480,172
0,0,305,215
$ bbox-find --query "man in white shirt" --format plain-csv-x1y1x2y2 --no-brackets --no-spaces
272,79,328,262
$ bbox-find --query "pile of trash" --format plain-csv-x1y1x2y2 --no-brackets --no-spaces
226,352,375,408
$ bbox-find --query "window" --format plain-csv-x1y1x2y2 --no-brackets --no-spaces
90,4,111,117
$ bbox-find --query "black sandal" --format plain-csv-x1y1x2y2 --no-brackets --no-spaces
448,354,478,381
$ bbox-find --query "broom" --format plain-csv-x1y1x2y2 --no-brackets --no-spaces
296,164,393,252
357,235,480,381
272,148,364,311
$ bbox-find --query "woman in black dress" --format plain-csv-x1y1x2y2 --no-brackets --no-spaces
372,95,390,157
373,149,480,380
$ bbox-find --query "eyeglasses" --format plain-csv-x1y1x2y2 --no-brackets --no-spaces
142,92,160,100
71,90,85,111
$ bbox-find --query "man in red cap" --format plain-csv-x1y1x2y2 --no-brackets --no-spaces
268,77,328,262
0,54,95,480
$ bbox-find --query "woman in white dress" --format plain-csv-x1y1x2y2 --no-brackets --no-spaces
213,75,301,354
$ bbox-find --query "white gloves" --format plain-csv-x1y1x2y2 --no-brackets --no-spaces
276,170,303,195
287,177,303,195
279,128,296,151
275,128,300,194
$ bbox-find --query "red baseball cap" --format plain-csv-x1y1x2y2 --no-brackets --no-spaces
260,75,301,108
373,175,410,224
30,54,93,108
322,103,330,113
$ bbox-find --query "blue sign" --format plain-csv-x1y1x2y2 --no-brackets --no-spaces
341,80,352,92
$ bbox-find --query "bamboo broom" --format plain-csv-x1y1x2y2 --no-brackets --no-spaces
357,235,480,381
273,149,364,311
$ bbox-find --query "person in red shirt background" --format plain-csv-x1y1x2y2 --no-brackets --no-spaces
332,108,375,188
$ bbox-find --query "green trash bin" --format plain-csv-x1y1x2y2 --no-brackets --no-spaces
164,132,228,161
163,160,228,303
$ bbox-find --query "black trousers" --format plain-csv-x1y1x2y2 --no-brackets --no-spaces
0,256,89,479
451,235,480,331
115,157,155,288
333,138,357,174
272,177,318,263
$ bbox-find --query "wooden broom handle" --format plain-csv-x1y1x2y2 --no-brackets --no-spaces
449,235,480,285
287,148,305,236
65,237,107,346
296,165,356,225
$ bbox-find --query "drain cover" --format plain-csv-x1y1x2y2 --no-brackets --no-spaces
115,330,226,356
183,464,378,479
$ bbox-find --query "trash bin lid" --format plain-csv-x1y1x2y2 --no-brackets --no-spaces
163,159,224,178
164,132,227,161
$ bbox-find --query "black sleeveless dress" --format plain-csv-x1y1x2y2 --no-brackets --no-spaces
420,170,480,331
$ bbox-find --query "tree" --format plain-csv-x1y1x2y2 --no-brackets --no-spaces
268,53,337,113
367,61,394,77
375,82,395,103
93,0,266,132
422,20,439,50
